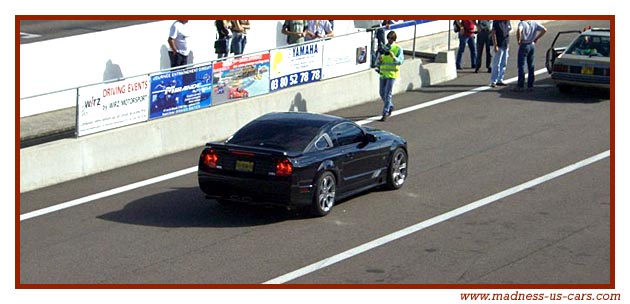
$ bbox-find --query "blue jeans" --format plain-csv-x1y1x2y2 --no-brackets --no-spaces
517,43,535,88
379,77,396,115
230,32,247,55
456,34,477,69
490,46,509,84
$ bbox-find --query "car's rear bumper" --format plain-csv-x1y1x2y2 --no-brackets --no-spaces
551,72,610,89
198,170,312,208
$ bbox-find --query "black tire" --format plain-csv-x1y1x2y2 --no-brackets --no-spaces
386,148,408,190
215,199,233,207
311,171,336,217
557,84,573,94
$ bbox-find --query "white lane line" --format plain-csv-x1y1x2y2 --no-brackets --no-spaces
263,150,610,284
20,32,42,39
16,68,549,221
20,167,197,221
356,68,548,126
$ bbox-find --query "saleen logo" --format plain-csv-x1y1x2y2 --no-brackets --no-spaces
83,96,101,108
165,82,201,94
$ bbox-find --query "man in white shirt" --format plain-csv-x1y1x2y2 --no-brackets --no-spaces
304,20,334,41
167,20,190,68
514,20,547,91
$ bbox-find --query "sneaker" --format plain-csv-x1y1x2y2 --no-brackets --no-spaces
380,115,387,122
474,67,480,73
456,66,463,70
490,83,497,88
526,87,533,92
496,82,507,86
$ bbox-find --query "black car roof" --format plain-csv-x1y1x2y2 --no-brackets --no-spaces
254,112,349,128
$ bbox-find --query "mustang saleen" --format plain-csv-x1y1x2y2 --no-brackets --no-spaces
198,112,408,216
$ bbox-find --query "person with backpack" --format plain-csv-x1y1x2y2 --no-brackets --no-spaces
455,20,478,70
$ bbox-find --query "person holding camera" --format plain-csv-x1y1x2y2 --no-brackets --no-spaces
377,31,403,122
305,20,333,41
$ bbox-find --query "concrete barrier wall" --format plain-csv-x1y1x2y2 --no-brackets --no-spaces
20,56,456,192
20,20,451,117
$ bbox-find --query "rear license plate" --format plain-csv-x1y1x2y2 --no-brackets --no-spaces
235,160,254,172
581,66,594,75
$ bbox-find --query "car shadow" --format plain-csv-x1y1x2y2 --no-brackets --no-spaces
97,186,314,228
494,78,609,103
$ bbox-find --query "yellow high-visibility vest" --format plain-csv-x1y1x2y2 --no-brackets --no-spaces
379,43,402,79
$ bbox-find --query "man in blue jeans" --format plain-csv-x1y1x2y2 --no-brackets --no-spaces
455,20,478,70
378,31,404,122
514,20,547,92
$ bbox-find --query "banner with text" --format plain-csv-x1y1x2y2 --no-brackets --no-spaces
149,64,213,120
322,31,371,80
269,41,324,92
77,75,150,137
211,52,270,105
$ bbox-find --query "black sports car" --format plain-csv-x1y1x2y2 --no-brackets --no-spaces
198,112,408,216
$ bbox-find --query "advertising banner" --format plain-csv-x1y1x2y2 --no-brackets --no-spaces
211,52,270,105
149,64,213,120
77,75,150,136
322,31,371,80
269,41,324,92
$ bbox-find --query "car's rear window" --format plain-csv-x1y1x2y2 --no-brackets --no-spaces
566,34,610,57
228,120,321,152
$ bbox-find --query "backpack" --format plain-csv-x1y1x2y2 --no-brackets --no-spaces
453,21,460,33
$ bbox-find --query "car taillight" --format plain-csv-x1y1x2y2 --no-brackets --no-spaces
275,159,293,177
202,149,219,168
553,64,569,73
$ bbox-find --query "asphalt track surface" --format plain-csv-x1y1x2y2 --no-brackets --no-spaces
19,20,157,44
19,20,611,285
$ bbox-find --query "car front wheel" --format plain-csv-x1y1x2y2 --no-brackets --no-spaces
386,148,407,190
311,171,336,216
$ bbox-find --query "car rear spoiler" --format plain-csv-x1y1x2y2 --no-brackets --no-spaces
205,142,303,158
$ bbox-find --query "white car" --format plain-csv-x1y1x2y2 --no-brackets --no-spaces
545,28,610,93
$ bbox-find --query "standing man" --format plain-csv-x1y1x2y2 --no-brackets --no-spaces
230,20,250,55
489,20,511,88
514,20,547,91
455,20,478,70
378,31,404,122
475,20,493,73
167,20,190,68
282,20,307,45
305,20,334,41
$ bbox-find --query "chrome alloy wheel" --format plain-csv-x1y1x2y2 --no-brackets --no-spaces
391,149,407,187
317,173,336,213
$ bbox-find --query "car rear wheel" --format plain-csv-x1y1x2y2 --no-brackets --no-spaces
386,148,407,190
216,199,233,207
311,171,336,216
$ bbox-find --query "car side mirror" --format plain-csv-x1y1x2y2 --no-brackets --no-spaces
364,133,377,143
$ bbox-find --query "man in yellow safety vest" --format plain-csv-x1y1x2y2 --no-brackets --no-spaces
377,30,404,121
